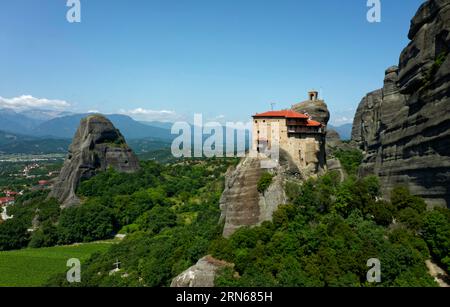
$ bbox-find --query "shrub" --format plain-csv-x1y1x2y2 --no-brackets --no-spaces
334,149,363,175
257,172,274,193
390,186,426,214
367,201,394,226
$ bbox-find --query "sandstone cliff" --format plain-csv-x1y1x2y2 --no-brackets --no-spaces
170,256,233,287
219,157,287,238
352,0,450,207
49,115,140,207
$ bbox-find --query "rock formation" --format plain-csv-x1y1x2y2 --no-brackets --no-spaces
326,129,344,156
49,115,140,207
292,91,334,173
221,92,334,237
170,256,233,287
219,157,286,238
352,0,450,207
292,92,330,126
292,91,331,172
325,129,353,182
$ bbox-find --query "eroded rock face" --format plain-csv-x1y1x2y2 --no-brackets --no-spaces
292,99,330,126
326,129,344,156
352,0,450,208
49,115,140,207
219,157,286,238
170,256,233,287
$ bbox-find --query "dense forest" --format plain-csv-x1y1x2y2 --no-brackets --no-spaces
212,175,449,286
0,150,449,287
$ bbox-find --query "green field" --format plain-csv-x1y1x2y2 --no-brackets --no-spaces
0,242,112,287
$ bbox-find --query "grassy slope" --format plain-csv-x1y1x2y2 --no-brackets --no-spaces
0,242,112,287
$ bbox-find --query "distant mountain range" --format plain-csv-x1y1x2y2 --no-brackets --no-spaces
0,108,350,155
0,108,177,155
0,108,174,140
0,129,174,155
0,130,70,154
139,121,174,130
328,123,352,140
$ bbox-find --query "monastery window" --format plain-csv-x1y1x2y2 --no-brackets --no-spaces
299,150,304,162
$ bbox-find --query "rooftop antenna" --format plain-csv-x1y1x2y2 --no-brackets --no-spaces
270,102,276,111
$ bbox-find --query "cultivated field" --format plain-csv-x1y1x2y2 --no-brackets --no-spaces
0,242,112,287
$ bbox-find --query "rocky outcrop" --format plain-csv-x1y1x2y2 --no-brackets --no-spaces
327,158,346,182
219,157,286,238
170,256,233,287
291,93,330,175
258,172,287,222
352,0,450,208
326,129,345,156
292,98,330,126
49,115,140,207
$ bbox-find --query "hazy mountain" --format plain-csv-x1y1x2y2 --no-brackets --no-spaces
19,109,74,121
0,109,251,149
0,130,34,145
34,113,173,140
0,108,175,140
0,108,43,134
0,130,172,155
139,121,174,130
0,130,70,154
328,123,352,140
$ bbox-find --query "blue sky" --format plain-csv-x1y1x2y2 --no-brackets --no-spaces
0,0,424,125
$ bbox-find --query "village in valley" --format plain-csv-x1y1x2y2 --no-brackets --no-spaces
0,154,64,223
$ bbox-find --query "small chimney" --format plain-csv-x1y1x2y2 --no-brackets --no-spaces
308,91,318,101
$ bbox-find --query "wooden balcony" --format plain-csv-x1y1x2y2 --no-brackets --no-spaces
286,119,309,126
287,126,322,134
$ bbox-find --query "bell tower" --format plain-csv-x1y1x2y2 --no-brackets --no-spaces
308,91,319,101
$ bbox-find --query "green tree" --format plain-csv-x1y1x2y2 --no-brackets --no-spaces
390,186,426,214
422,210,450,272
29,221,59,248
257,172,274,193
58,203,114,244
0,219,30,251
135,205,177,234
334,149,363,175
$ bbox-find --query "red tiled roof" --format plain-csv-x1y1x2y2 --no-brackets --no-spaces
306,120,322,127
253,110,309,119
0,197,14,204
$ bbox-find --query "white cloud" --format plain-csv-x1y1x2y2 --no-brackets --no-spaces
330,116,354,126
119,108,182,122
0,95,70,111
87,110,100,113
